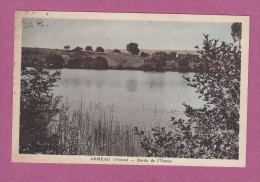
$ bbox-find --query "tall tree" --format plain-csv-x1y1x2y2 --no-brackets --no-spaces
231,22,242,48
96,47,105,52
85,46,93,51
73,46,83,52
64,45,71,50
126,43,140,55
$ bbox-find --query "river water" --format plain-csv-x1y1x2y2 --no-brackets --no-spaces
52,69,205,128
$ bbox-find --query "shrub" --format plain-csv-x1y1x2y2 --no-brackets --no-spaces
168,52,177,60
94,56,108,69
81,57,94,68
112,49,121,53
178,58,191,72
46,53,63,68
135,33,241,159
140,52,149,58
151,51,168,70
20,67,61,154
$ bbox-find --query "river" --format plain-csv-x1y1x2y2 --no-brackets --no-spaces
51,69,205,128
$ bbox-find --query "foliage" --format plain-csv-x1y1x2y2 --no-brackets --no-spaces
134,120,195,158
67,56,108,69
68,58,82,69
142,64,155,71
112,49,121,53
140,52,149,58
68,57,94,69
126,43,140,55
168,52,177,60
135,33,241,159
178,58,191,72
151,51,168,70
96,47,105,52
22,57,39,68
231,22,242,43
73,46,83,52
82,57,95,68
20,67,62,154
231,22,242,49
189,34,241,134
46,53,64,68
64,45,71,50
143,51,180,71
94,56,108,69
85,46,93,51
143,51,179,71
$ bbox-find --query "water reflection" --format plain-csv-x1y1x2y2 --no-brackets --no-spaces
84,79,92,87
52,69,205,126
126,79,138,93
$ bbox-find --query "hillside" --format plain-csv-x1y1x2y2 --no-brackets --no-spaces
22,47,201,72
106,49,200,56
22,47,145,68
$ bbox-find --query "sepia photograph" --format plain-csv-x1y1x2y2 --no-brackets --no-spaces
12,11,249,167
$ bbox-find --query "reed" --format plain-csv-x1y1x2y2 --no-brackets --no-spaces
48,103,145,156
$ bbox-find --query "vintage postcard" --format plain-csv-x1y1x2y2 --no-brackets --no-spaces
12,11,249,167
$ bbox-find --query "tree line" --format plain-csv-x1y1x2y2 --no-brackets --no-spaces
62,43,199,72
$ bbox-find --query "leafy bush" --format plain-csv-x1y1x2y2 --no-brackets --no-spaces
142,64,155,71
140,52,149,58
82,57,94,68
68,57,94,69
20,67,61,154
151,51,168,70
22,57,39,68
94,56,108,69
168,52,177,60
112,49,121,53
178,58,191,72
134,119,195,158
46,53,63,68
135,33,241,159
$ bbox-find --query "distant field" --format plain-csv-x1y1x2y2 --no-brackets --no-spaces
22,47,145,68
22,47,200,69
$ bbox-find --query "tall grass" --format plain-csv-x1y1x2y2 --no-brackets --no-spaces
47,103,145,156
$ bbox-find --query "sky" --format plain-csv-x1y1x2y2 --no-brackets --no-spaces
22,18,234,50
